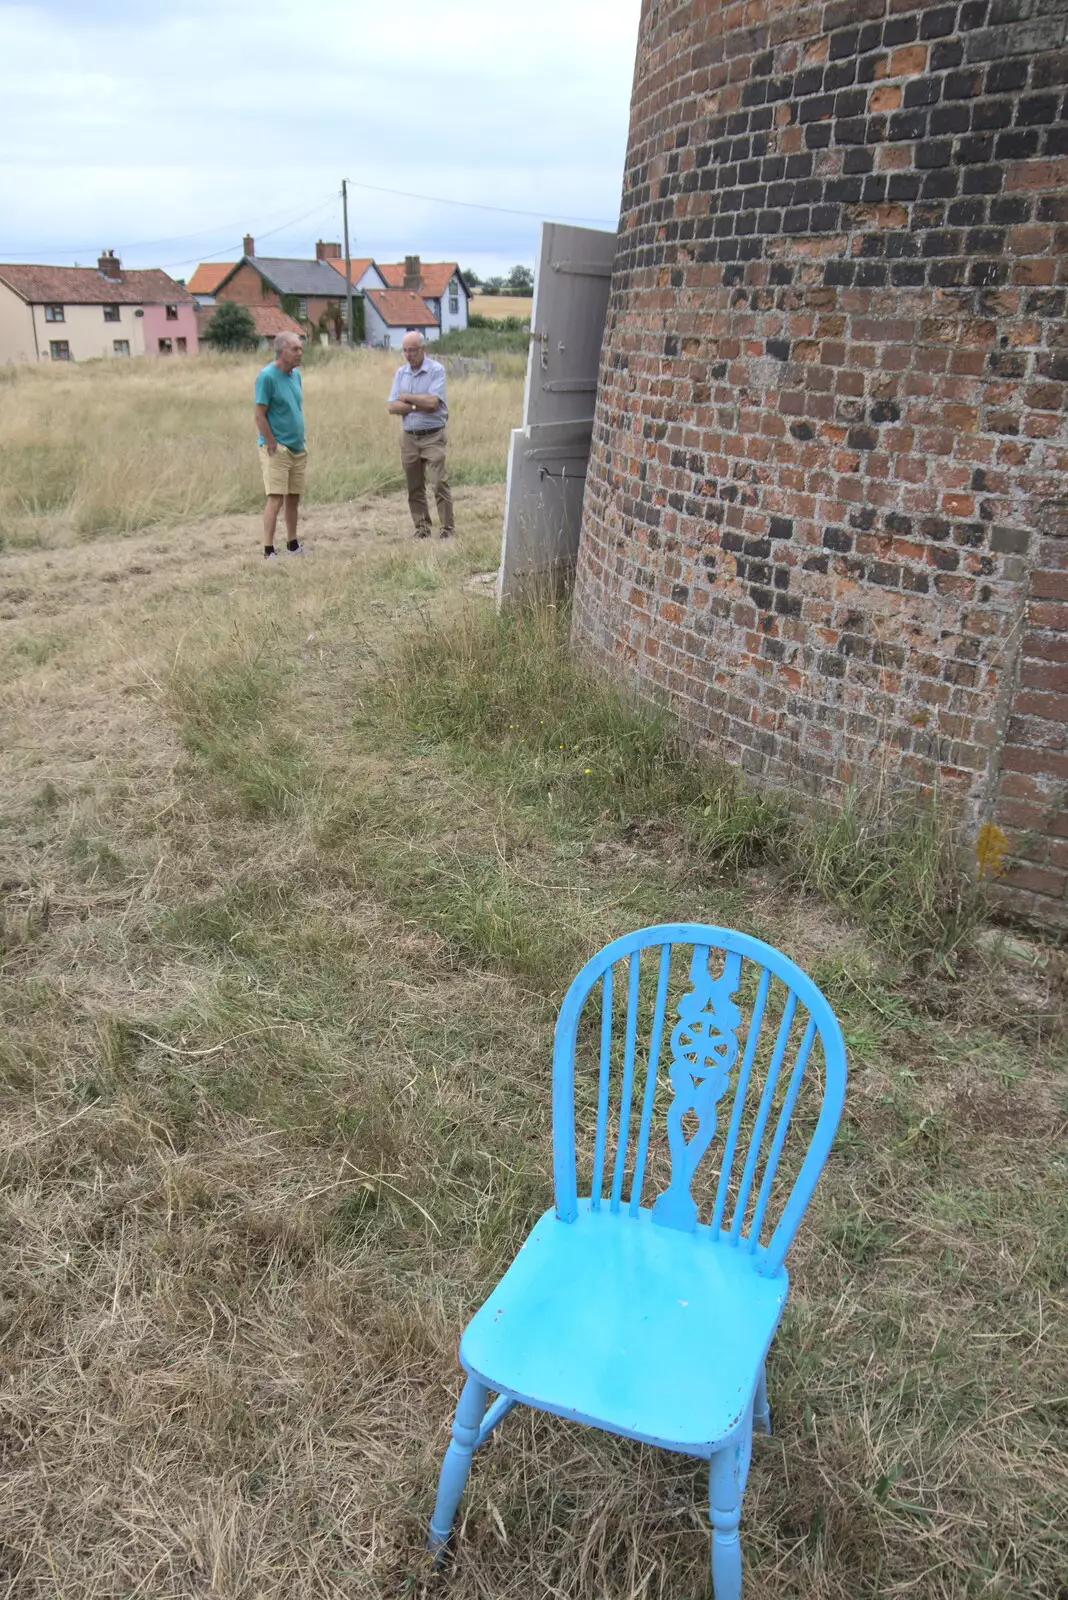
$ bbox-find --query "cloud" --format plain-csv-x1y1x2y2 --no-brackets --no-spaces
0,0,640,275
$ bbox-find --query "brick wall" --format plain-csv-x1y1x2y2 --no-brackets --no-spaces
216,264,339,331
573,0,1068,931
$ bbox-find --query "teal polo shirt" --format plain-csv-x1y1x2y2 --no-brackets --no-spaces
254,362,305,451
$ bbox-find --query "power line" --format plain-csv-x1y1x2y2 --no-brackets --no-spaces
155,196,340,271
344,176,616,225
0,192,339,264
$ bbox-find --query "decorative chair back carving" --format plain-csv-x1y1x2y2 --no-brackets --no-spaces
551,923,846,1274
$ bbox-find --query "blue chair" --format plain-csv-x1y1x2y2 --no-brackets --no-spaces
428,922,847,1598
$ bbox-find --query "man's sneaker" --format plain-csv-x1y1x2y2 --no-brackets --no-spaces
439,529,454,540
286,543,308,556
264,548,278,561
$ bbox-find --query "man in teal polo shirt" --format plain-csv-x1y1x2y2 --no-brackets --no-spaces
253,332,307,560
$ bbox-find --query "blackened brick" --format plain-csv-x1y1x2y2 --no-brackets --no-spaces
931,37,965,69
830,27,860,59
905,76,942,108
996,128,1042,159
917,139,954,167
883,15,919,45
921,6,958,38
986,58,1028,93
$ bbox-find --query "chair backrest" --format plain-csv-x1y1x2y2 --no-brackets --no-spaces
551,923,847,1276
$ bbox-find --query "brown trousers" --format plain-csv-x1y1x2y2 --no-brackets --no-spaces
401,426,454,536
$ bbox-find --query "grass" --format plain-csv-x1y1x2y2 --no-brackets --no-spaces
0,349,522,548
435,327,531,357
0,456,1065,1598
377,598,988,978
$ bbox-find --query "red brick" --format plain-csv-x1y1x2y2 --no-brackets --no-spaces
1001,862,1067,897
572,0,1068,935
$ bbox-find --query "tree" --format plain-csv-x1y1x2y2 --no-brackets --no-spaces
506,264,534,294
483,275,504,296
462,267,481,289
203,301,257,351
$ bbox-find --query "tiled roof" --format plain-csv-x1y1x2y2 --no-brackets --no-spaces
325,257,379,286
218,256,351,297
195,303,305,340
378,262,467,298
0,263,193,306
187,262,235,295
364,287,439,328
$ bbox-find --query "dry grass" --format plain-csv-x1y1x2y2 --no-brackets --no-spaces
0,464,1066,1597
0,350,523,551
469,296,533,322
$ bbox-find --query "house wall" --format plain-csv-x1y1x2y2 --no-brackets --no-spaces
364,298,440,348
436,276,469,334
141,302,198,355
20,302,146,361
0,284,37,363
216,264,342,335
572,0,1068,931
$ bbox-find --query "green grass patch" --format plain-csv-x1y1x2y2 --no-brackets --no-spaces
377,597,989,975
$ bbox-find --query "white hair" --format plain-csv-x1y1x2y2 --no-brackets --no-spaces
274,332,301,354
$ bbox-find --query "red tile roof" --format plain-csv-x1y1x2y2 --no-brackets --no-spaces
195,304,304,340
325,257,376,285
364,287,439,328
0,263,193,306
187,262,235,294
378,262,465,298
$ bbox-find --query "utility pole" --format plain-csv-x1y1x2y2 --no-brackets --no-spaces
342,178,355,349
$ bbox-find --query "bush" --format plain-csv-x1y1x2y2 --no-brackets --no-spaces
203,302,257,352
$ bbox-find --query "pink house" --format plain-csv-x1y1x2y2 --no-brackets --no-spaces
141,297,198,356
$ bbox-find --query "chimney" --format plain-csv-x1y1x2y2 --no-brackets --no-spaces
315,240,342,261
97,249,123,281
243,234,255,257
403,254,422,292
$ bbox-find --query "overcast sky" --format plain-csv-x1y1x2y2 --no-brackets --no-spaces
1,0,642,280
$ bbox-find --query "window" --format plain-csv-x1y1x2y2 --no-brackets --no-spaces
44,304,64,322
176,337,187,354
165,304,178,320
448,295,459,314
49,340,70,360
158,337,173,354
113,339,130,356
103,304,120,322
298,297,308,320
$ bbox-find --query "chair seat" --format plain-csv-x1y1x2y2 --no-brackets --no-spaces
460,1202,788,1456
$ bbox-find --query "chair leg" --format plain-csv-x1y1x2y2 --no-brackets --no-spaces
428,1376,489,1557
753,1361,771,1436
709,1441,744,1600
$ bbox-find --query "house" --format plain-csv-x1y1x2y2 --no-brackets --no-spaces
186,262,236,307
209,236,350,339
316,242,386,296
362,287,440,349
377,257,470,334
0,252,197,363
195,302,305,351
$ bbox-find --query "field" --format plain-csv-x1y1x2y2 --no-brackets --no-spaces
0,349,525,552
1,359,1066,1599
469,294,533,322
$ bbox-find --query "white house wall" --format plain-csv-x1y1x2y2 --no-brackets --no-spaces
363,298,439,349
435,276,468,335
0,284,37,363
7,301,147,361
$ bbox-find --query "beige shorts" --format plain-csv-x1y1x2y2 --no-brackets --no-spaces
259,443,308,496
